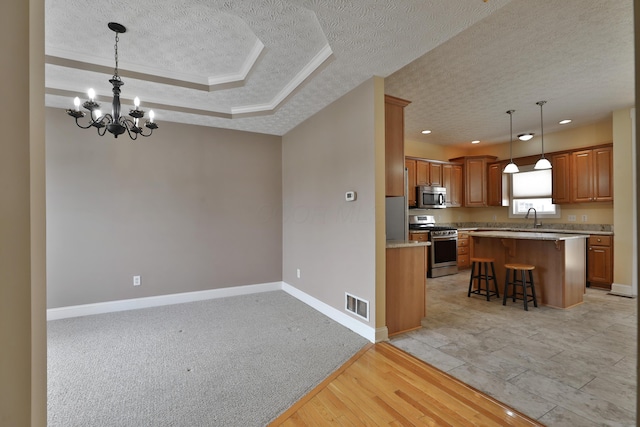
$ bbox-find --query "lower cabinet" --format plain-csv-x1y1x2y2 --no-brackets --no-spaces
587,235,613,289
409,232,430,277
457,231,470,269
386,246,427,336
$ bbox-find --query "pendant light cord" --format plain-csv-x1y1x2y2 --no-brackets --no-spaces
537,101,547,158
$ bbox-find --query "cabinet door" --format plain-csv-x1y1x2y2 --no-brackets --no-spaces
465,158,488,207
442,163,462,207
552,153,571,204
593,146,613,202
405,159,417,207
487,162,504,207
588,245,612,284
451,164,463,207
571,150,593,202
416,161,430,186
429,162,443,187
385,96,410,197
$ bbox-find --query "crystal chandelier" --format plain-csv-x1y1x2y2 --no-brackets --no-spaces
66,22,158,139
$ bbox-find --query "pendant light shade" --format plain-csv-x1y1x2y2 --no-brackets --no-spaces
503,109,519,174
534,100,551,170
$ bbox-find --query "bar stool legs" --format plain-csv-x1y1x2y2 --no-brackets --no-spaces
503,264,537,311
468,258,499,301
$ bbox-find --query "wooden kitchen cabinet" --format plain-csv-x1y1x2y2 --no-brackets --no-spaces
416,160,443,187
385,95,411,197
588,235,613,289
442,163,463,207
487,161,509,207
571,146,613,203
405,158,417,207
457,231,470,269
409,232,430,277
386,246,427,336
450,155,497,207
552,152,571,204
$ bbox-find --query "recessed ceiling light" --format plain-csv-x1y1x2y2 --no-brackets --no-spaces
471,140,480,144
421,130,432,134
517,133,534,141
559,119,572,125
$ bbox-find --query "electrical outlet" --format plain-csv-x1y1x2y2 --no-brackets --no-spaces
133,275,141,286
581,215,588,222
296,269,301,279
568,215,576,222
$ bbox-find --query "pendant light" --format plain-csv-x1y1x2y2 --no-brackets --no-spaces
503,110,519,173
534,100,552,170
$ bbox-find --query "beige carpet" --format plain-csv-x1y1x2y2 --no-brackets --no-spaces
48,291,368,426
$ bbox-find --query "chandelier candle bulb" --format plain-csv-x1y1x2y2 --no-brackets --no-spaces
73,97,80,111
87,88,95,101
149,110,155,123
134,97,140,108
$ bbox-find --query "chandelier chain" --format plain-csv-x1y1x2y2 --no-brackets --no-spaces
113,33,119,79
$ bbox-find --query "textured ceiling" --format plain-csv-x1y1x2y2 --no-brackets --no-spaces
44,0,634,145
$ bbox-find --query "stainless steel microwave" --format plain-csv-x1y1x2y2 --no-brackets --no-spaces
417,186,447,209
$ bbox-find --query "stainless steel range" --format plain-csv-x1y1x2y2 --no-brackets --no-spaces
409,215,458,278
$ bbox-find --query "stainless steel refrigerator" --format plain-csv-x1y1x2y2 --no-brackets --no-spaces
385,168,409,241
385,196,407,241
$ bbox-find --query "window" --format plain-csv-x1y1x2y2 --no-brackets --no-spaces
508,165,560,218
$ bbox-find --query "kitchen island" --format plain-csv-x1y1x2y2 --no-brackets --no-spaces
386,240,430,335
470,231,588,308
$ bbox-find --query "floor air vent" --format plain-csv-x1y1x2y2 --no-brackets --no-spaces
345,293,369,321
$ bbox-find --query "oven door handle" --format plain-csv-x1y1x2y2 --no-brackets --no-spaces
430,235,458,242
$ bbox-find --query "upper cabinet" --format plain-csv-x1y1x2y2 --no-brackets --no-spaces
442,163,463,207
551,144,612,204
385,95,411,197
487,161,509,207
417,160,443,187
405,158,417,207
450,155,497,207
551,153,571,204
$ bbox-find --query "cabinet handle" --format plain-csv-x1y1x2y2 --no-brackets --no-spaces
589,247,592,250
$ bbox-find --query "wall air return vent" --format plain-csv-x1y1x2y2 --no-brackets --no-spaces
345,292,369,321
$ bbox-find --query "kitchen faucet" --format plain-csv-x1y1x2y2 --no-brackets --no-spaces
525,207,542,228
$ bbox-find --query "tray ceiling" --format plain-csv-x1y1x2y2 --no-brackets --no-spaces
45,0,634,145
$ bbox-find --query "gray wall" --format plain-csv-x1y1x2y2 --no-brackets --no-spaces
46,108,282,308
282,78,378,326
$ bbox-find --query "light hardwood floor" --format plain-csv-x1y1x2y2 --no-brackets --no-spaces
270,342,542,426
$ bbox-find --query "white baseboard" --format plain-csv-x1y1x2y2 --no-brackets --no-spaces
375,327,389,343
282,282,376,343
48,281,378,343
610,283,636,298
47,281,282,321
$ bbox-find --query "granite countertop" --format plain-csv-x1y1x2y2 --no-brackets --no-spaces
469,230,589,241
386,240,431,249
454,225,613,236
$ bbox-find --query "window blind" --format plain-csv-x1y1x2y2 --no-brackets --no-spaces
512,169,552,198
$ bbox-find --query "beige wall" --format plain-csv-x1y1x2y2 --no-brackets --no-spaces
613,107,635,290
46,110,283,307
0,0,47,425
282,78,379,328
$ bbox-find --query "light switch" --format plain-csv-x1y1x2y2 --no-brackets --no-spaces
345,191,356,202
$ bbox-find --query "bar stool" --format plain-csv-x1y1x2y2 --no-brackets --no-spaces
467,257,499,301
503,263,538,311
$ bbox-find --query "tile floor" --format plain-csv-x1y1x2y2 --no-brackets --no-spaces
389,271,637,426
